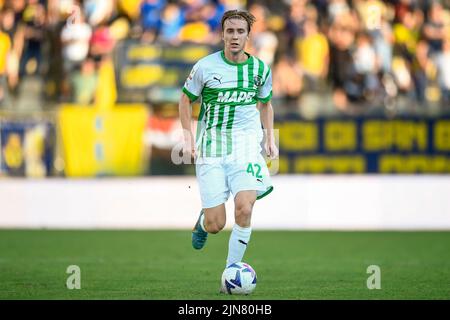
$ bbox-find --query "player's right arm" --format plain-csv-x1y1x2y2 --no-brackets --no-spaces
179,92,196,157
179,61,203,158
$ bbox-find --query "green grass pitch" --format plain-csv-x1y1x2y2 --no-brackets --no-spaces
0,230,449,299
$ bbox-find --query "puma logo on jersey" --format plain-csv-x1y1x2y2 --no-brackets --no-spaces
217,91,256,103
213,76,222,83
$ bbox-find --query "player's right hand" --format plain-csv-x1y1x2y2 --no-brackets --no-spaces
182,137,196,159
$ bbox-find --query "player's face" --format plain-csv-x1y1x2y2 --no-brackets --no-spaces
222,18,249,55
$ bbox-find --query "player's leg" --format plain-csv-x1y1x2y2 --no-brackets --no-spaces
203,204,226,233
192,204,226,249
234,190,256,227
192,162,229,250
226,190,256,266
224,152,273,266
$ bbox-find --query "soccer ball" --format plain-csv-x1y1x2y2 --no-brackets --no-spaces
221,262,257,295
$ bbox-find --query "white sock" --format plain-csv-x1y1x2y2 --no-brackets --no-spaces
199,211,207,232
226,224,252,267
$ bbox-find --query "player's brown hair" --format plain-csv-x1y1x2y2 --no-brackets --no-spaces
221,10,256,33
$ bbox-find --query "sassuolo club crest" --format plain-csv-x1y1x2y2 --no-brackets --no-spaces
253,75,262,87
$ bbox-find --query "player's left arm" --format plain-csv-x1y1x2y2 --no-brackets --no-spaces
258,100,279,160
257,66,278,160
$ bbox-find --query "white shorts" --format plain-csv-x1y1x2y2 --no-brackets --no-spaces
196,153,273,209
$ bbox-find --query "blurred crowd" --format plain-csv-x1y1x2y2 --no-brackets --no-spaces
0,0,449,114
271,0,450,113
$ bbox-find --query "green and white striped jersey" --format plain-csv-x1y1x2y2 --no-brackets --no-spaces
183,50,272,158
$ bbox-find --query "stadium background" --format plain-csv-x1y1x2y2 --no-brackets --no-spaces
0,0,449,299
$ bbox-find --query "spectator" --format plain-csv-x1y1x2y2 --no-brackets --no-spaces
178,0,215,44
1,7,19,52
272,54,303,105
327,0,351,22
411,38,431,104
373,14,394,75
89,23,115,62
354,0,395,76
0,7,20,94
393,0,419,23
140,0,165,43
247,3,278,65
219,0,245,11
10,0,26,24
354,0,388,32
0,9,12,104
118,0,142,21
393,9,421,61
436,36,450,104
201,0,225,33
392,8,420,97
84,0,114,27
294,16,329,90
61,8,92,73
159,3,184,44
182,0,207,22
20,0,45,76
109,16,132,42
353,31,381,100
423,1,446,55
285,0,307,54
70,58,98,104
178,17,211,44
327,12,359,109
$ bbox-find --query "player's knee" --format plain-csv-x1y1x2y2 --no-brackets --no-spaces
203,205,226,233
235,202,253,221
207,221,225,234
204,216,226,233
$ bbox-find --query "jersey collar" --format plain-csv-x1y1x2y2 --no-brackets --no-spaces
220,50,252,66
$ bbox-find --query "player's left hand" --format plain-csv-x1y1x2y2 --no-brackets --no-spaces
265,141,279,160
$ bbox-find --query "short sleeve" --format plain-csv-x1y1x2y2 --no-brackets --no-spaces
257,67,272,103
183,61,204,102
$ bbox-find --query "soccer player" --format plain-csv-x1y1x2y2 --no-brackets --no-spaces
179,10,278,273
